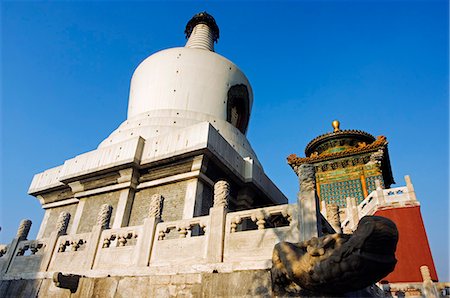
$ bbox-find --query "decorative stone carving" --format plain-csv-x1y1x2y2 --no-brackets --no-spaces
29,243,44,255
148,194,164,219
272,216,398,295
102,234,116,248
118,232,135,246
70,239,85,251
214,180,230,208
15,242,44,256
251,211,266,230
178,225,190,238
298,164,316,192
0,245,7,257
230,216,241,233
56,212,71,235
158,228,168,240
97,204,113,229
58,242,67,252
16,219,32,240
16,246,26,256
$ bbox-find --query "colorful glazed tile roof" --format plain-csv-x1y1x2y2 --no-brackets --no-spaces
288,135,388,166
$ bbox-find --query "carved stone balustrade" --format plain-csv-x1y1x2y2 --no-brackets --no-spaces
93,226,144,270
49,233,90,272
229,205,294,233
7,239,47,275
341,184,418,232
224,204,299,263
150,216,210,266
0,203,305,278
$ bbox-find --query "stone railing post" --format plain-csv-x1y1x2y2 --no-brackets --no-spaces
97,204,113,230
206,180,230,263
346,197,359,231
326,204,342,233
297,164,322,241
56,212,71,236
1,219,32,274
375,179,385,204
41,212,71,272
84,204,113,270
138,194,164,267
420,265,439,297
405,175,417,201
16,219,32,241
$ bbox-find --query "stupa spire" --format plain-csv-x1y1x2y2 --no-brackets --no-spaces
185,12,219,51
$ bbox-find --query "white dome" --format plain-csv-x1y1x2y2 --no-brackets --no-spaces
127,47,253,131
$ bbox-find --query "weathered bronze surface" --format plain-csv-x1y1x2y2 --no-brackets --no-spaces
271,215,398,295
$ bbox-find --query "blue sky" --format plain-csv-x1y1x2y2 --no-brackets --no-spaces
1,1,448,280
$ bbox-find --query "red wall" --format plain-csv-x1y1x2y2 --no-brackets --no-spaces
375,206,438,282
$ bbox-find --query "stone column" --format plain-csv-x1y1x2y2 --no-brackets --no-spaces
297,164,322,242
206,180,230,262
420,265,439,298
183,179,203,219
326,204,342,233
138,194,164,266
85,204,113,270
36,210,51,239
112,168,138,228
69,199,86,234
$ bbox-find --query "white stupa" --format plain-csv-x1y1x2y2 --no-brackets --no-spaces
100,12,259,166
28,12,287,239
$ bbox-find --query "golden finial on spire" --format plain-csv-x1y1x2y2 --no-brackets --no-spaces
332,120,340,132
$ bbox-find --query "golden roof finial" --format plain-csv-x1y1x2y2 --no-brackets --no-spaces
332,120,340,132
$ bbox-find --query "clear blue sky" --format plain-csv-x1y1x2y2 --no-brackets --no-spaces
1,1,448,280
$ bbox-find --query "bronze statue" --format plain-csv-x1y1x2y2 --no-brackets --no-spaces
272,216,398,295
